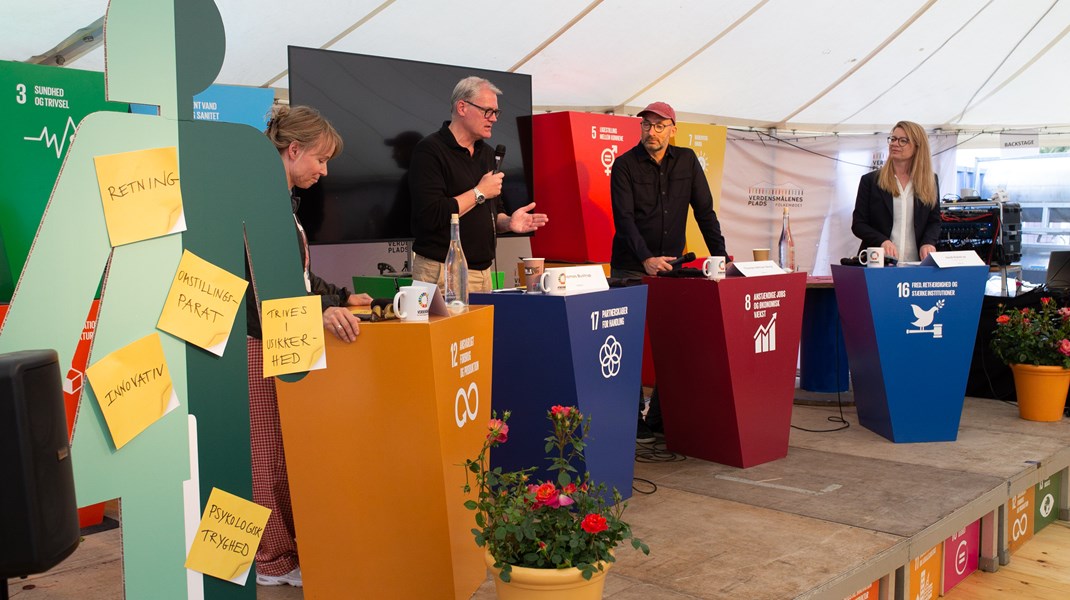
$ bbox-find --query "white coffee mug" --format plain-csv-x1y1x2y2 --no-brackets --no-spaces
702,256,727,280
393,285,430,321
538,268,568,295
859,247,885,268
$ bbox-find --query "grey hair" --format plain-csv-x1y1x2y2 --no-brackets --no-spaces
450,76,502,114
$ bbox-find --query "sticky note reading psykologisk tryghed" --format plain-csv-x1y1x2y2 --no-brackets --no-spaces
185,487,271,584
260,296,326,377
157,250,248,356
85,333,179,449
94,146,186,246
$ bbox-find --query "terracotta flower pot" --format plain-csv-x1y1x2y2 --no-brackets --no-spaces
484,551,611,600
1010,363,1070,422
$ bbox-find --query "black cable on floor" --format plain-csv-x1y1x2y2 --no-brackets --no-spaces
632,437,687,495
792,314,851,433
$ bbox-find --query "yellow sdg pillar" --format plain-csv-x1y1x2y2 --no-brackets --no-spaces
671,122,727,258
277,306,494,599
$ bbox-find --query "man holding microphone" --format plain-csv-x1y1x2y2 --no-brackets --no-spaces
409,76,548,294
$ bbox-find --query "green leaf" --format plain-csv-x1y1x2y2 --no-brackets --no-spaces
464,500,477,510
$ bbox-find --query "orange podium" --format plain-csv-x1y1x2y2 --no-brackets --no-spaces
276,306,494,599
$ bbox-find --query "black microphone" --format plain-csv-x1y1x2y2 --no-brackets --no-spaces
493,144,506,174
667,252,696,269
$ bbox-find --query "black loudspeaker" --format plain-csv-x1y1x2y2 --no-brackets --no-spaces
0,349,80,579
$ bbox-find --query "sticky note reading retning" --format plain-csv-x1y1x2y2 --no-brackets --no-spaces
94,146,186,246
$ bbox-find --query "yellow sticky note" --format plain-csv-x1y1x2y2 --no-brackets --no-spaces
185,488,271,584
85,333,177,449
157,250,248,356
260,296,326,377
94,146,186,246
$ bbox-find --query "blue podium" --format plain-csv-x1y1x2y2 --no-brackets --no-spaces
470,286,647,500
831,264,988,442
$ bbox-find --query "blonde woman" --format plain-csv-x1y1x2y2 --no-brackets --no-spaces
852,120,941,262
247,104,369,587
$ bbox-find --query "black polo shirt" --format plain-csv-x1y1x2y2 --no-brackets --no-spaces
610,142,727,272
409,122,502,270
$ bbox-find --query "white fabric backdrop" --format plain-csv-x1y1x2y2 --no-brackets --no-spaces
719,132,958,275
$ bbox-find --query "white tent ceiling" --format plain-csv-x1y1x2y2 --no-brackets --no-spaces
4,0,1070,133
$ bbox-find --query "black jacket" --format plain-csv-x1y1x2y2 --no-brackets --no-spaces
851,170,941,254
610,143,727,272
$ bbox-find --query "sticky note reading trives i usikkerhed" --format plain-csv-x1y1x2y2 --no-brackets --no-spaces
185,488,271,584
260,295,326,377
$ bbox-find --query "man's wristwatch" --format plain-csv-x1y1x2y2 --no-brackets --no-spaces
473,187,486,205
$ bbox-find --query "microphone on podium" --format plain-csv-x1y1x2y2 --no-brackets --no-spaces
667,252,696,269
493,144,506,174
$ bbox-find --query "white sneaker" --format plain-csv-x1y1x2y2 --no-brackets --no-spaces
256,566,302,587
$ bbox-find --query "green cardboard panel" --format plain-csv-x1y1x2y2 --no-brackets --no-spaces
0,60,127,302
1034,470,1062,532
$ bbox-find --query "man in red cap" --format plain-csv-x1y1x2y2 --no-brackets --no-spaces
609,101,728,441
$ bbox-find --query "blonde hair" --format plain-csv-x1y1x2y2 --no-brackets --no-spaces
265,104,343,159
878,120,936,208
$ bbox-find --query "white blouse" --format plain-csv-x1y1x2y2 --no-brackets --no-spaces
893,177,919,262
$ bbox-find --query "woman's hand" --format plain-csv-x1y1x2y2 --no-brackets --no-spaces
881,240,899,260
347,293,373,307
323,306,360,342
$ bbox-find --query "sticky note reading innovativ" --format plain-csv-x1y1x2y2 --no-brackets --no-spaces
84,332,178,449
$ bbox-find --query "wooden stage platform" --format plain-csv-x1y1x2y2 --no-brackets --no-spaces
475,397,1070,599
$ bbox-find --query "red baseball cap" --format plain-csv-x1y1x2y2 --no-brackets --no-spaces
638,101,676,124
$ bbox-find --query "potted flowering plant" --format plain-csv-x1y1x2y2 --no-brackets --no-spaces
463,405,648,598
991,296,1070,421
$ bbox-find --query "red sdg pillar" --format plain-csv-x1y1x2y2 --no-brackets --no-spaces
529,112,640,263
646,273,807,467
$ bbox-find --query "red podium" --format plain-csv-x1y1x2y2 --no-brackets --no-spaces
529,111,640,263
645,273,807,467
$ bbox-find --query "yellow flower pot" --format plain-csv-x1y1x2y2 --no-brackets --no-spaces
1011,364,1070,422
484,551,611,600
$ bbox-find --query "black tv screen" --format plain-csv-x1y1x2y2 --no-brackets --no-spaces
288,47,533,244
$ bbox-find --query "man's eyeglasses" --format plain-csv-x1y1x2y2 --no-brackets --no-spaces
641,121,672,133
887,136,912,146
463,100,501,119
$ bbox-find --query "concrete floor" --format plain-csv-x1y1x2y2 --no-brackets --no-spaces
7,396,1070,599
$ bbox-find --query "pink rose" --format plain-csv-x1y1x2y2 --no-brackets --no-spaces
1058,339,1070,357
1059,307,1070,321
487,419,508,443
528,482,573,508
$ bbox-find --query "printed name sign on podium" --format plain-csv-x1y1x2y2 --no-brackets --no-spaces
539,265,610,296
922,250,987,268
832,264,988,442
727,261,786,277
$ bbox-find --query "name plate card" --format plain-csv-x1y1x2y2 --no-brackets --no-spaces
542,265,609,296
921,251,986,268
727,260,786,277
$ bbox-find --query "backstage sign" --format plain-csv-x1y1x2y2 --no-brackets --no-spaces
746,182,804,208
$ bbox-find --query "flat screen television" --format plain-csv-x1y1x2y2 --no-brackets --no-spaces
288,47,534,244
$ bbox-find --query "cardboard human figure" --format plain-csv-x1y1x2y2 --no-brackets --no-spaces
0,1,306,598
